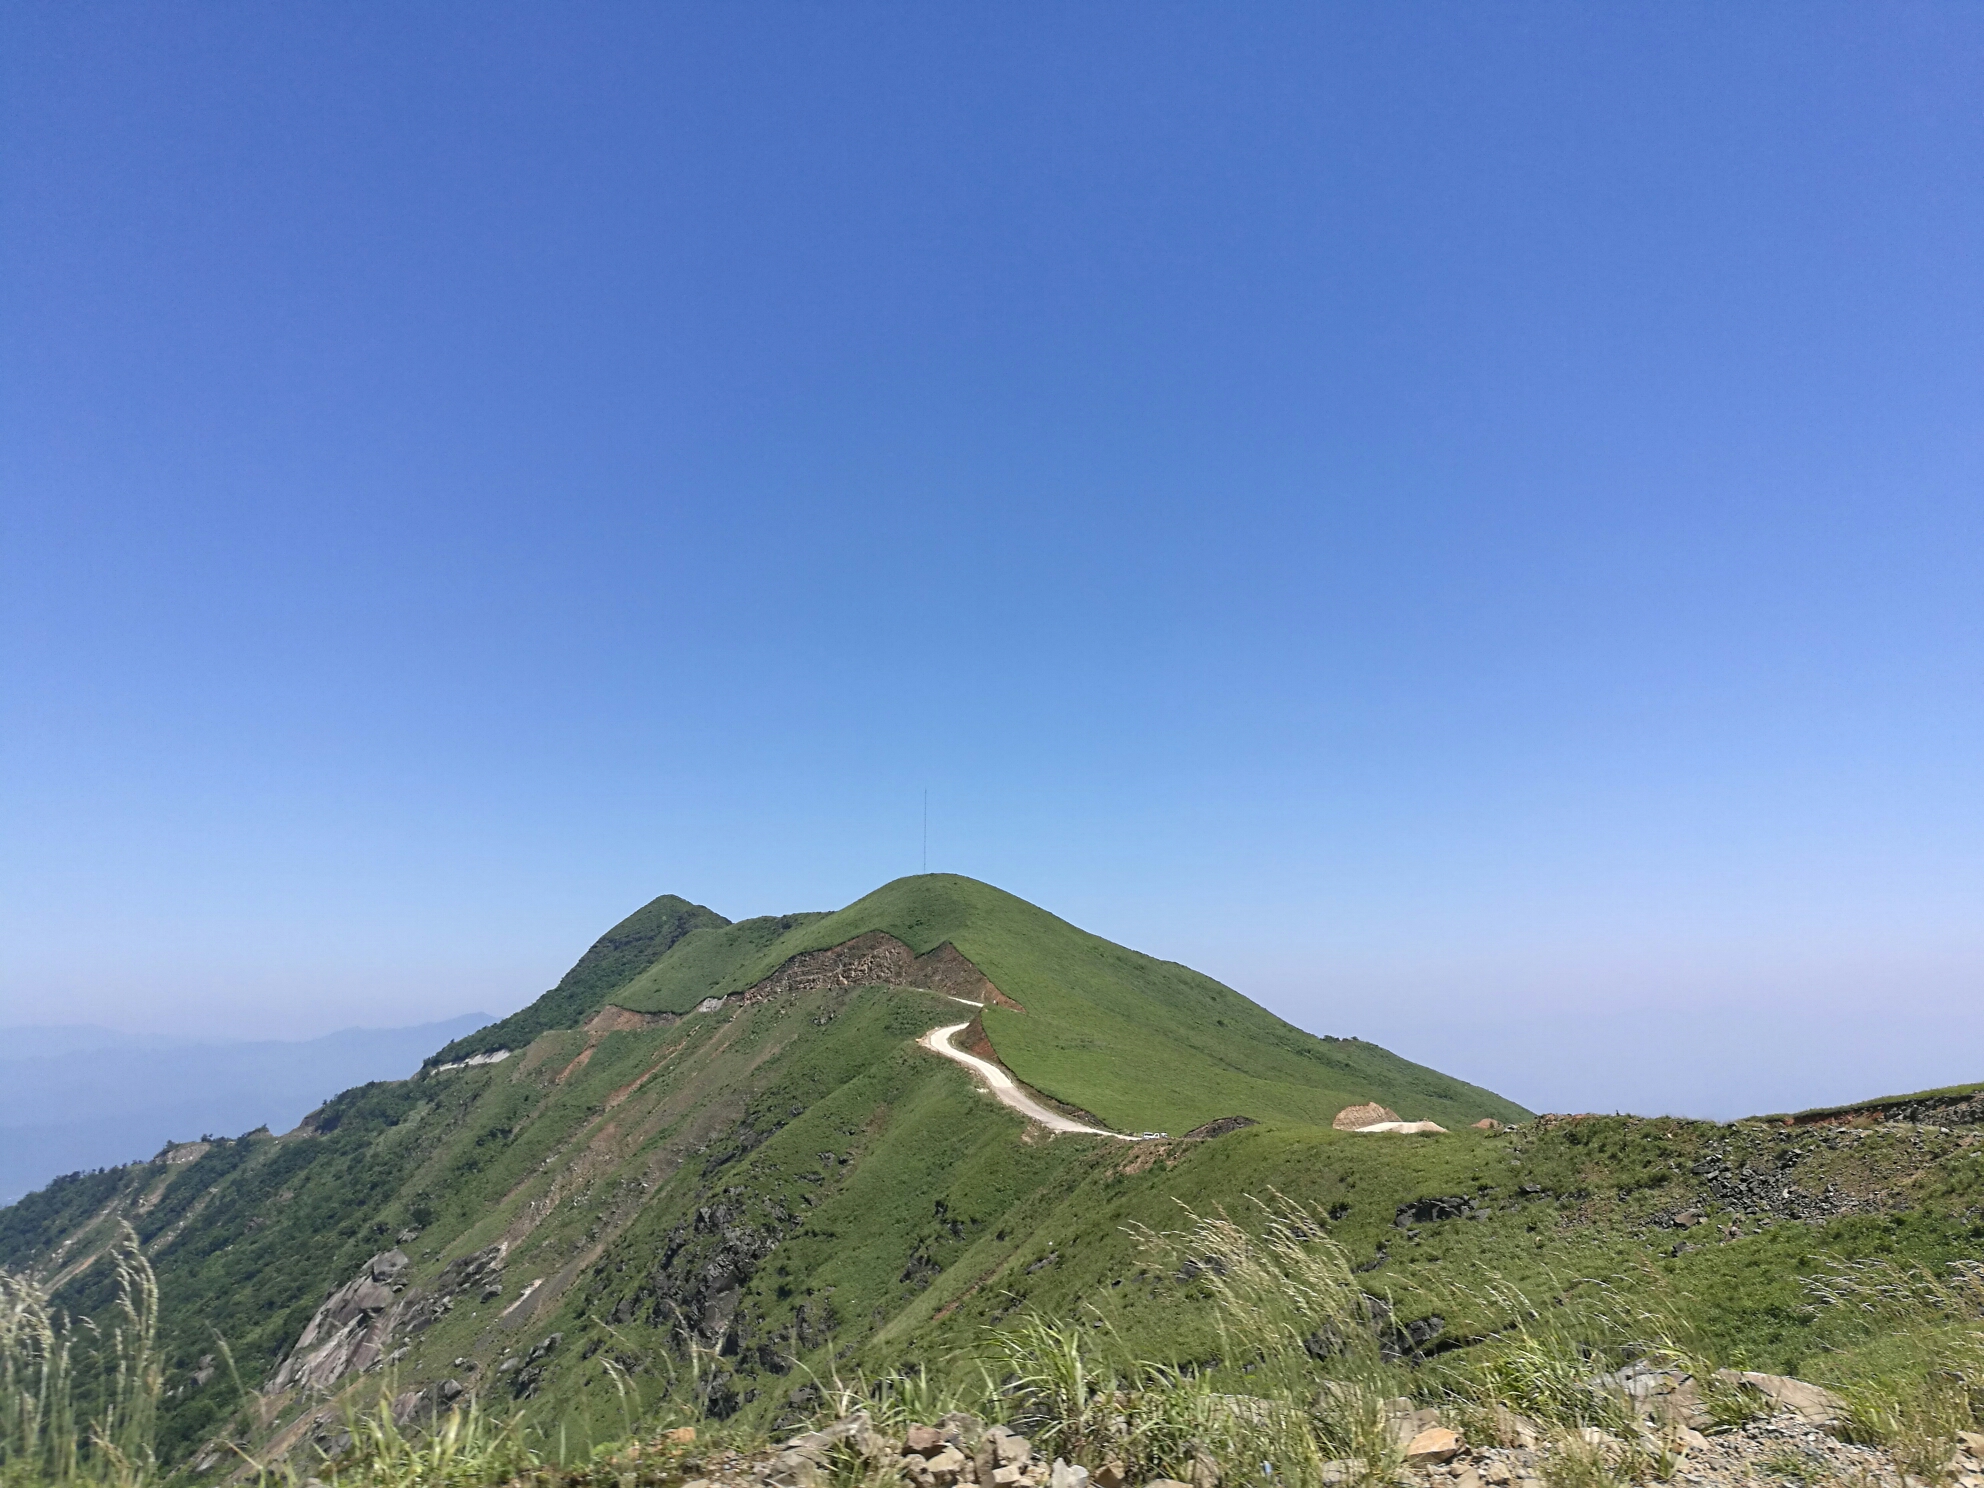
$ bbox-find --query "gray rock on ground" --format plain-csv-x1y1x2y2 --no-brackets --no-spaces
1714,1369,1847,1427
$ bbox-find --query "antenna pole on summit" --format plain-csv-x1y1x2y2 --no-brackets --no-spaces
922,789,928,873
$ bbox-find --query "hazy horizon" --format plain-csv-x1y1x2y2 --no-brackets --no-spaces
0,1012,494,1204
5,870,1965,1127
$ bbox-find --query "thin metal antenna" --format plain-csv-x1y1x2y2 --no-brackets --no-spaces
922,789,928,873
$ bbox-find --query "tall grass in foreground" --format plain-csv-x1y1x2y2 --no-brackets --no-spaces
925,1191,1412,1488
985,1199,1746,1488
1127,1192,1411,1484
262,1387,702,1488
260,1235,1984,1488
988,1313,1225,1482
318,1399,538,1488
33,1205,1984,1488
1801,1257,1984,1478
1422,1270,1695,1437
0,1225,161,1488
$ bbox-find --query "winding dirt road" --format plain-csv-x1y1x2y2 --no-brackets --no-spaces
918,1021,1130,1138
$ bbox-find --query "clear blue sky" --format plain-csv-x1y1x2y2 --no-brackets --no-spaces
4,4,1980,1119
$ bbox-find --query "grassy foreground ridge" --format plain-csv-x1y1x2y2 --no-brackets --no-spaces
6,876,1984,1488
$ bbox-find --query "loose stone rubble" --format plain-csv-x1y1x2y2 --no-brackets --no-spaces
664,1368,1925,1488
674,1410,1143,1488
1316,1370,1904,1488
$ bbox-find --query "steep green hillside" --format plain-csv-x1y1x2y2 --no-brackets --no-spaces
430,894,729,1066
845,875,1525,1132
15,1026,1984,1477
612,913,829,1014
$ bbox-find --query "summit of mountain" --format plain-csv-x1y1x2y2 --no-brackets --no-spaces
434,874,1526,1134
429,892,730,1065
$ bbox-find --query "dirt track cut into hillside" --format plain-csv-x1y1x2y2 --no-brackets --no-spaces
918,1021,1131,1138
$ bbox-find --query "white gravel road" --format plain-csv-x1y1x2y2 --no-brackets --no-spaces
918,1021,1130,1138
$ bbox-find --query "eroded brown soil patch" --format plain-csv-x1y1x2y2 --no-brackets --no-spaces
737,931,1023,1010
957,1013,1001,1063
585,1004,678,1034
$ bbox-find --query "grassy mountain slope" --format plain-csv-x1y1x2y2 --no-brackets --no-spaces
429,894,728,1066
611,913,830,1014
612,876,1526,1133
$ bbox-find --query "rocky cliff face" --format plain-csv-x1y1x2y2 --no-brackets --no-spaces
266,1249,413,1393
266,1243,511,1395
732,933,1023,1011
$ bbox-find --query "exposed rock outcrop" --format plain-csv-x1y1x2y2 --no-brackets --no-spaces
584,1005,677,1034
1395,1195,1474,1227
591,933,1024,1034
607,1192,800,1391
267,1243,506,1395
1333,1103,1400,1130
1667,1144,1872,1226
266,1249,413,1393
1180,1116,1257,1140
1717,1369,1846,1427
735,933,1023,1010
1788,1087,1984,1128
507,1331,562,1399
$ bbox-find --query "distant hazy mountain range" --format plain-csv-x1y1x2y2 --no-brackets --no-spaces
0,1014,492,1203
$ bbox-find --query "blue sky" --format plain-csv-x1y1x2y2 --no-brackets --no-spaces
4,4,1981,1119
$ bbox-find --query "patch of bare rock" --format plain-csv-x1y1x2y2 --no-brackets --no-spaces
1341,1369,1910,1488
671,1370,1930,1488
741,933,1023,1011
1333,1104,1450,1135
679,1413,1100,1488
265,1244,506,1396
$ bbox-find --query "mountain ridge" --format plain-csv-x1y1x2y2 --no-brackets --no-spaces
434,875,1527,1133
428,893,729,1066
